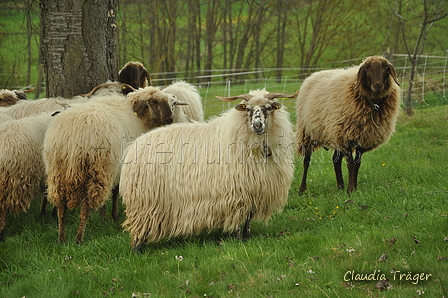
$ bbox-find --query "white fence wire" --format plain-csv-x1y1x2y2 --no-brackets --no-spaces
1,51,447,118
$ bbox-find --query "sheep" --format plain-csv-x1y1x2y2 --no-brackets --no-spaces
0,113,57,241
0,89,27,107
0,81,134,119
162,80,204,123
0,113,13,125
295,56,401,194
120,88,299,252
118,61,152,89
43,86,181,244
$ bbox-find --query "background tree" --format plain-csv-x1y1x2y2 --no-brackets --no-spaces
40,0,118,97
392,0,448,115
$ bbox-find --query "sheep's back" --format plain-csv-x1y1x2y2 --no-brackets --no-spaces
2,96,89,119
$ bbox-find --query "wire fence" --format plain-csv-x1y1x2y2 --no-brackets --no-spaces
2,51,447,118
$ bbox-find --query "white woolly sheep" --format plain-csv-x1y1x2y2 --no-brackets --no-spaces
44,86,181,244
295,56,401,194
162,80,204,123
0,89,26,107
0,81,134,119
0,113,57,241
120,88,299,252
118,61,152,89
0,113,13,125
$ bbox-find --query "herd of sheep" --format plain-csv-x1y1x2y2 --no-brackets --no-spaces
0,57,401,251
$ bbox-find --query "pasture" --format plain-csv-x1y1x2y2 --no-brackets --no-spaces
0,84,447,297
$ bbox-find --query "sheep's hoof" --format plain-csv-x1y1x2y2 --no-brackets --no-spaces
133,244,144,254
112,213,119,222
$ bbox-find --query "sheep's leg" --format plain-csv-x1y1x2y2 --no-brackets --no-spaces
332,150,345,190
111,185,119,222
57,203,67,243
344,150,356,194
99,205,106,219
132,239,144,254
351,147,366,191
0,208,8,242
75,201,91,244
242,212,254,241
299,145,313,195
40,196,48,216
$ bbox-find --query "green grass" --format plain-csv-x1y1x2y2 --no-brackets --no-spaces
1,98,447,297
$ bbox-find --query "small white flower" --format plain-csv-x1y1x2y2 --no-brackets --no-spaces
175,255,184,261
306,270,315,274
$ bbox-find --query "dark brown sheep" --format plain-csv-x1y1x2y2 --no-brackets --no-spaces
118,61,152,89
295,56,401,194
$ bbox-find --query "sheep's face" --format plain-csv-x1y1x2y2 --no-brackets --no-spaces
357,56,399,97
129,88,174,130
0,90,24,107
235,101,282,135
119,61,152,89
216,89,299,135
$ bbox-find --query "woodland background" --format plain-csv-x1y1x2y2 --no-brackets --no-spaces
1,0,448,92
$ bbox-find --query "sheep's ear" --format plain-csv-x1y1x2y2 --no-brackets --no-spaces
270,102,282,110
215,94,253,102
234,103,247,111
355,66,367,89
142,68,153,87
131,100,146,117
13,90,27,100
388,62,400,86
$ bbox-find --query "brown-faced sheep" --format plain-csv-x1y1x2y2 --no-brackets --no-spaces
43,86,180,244
295,56,401,194
120,88,298,252
0,89,26,107
118,61,152,89
0,113,56,241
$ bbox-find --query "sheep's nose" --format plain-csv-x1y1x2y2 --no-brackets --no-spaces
166,118,173,124
374,83,383,90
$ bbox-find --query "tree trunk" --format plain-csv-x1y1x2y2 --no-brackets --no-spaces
40,0,118,98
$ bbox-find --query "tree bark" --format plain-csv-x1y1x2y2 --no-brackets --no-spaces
40,0,118,98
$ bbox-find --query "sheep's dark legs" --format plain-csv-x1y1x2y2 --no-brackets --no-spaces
242,212,254,240
40,196,47,216
111,185,119,222
351,147,366,191
299,145,312,195
0,208,8,242
345,147,365,193
57,203,67,243
75,202,91,244
332,150,345,190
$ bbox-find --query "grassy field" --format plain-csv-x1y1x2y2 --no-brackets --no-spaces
0,90,447,297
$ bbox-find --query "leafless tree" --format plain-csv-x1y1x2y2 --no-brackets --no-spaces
392,0,448,115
